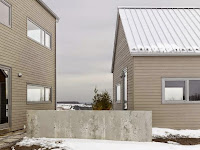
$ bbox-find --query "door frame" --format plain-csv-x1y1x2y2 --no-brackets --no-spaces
0,65,12,129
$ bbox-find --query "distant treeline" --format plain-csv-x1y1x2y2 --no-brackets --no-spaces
57,101,80,104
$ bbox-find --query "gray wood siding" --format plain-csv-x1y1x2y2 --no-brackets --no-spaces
134,56,200,129
0,0,56,131
113,18,134,110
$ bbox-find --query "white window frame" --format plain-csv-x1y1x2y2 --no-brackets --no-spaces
27,84,52,104
162,78,200,104
0,0,12,28
116,84,121,103
27,18,52,50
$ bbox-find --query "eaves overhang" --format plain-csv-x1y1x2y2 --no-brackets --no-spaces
130,52,200,56
36,0,60,22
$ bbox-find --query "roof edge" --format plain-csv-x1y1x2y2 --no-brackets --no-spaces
36,0,60,22
111,11,120,73
118,6,200,9
130,52,200,56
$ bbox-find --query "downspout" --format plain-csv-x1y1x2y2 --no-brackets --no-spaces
55,22,57,110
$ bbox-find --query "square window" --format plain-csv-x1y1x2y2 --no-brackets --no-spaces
165,81,185,101
27,85,44,102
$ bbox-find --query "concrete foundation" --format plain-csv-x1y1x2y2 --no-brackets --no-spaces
27,110,152,142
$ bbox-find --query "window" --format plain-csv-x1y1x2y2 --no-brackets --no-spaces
165,81,185,101
162,78,200,103
45,33,51,48
27,19,51,49
27,84,51,103
189,80,200,101
45,87,51,101
123,69,127,109
116,84,121,102
0,0,11,27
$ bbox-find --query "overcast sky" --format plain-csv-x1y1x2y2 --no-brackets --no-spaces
43,0,200,103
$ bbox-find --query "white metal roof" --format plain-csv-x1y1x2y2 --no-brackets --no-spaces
119,8,200,56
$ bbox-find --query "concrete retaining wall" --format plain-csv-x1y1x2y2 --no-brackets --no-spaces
27,110,152,142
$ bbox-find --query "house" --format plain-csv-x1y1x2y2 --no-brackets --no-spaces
0,0,59,132
112,7,200,129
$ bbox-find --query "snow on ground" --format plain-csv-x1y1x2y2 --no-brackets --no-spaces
16,137,200,150
153,128,200,138
57,104,92,110
15,128,200,150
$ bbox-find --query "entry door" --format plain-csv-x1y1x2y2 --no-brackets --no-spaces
0,66,11,129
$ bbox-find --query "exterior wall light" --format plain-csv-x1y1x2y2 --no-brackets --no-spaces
18,73,22,77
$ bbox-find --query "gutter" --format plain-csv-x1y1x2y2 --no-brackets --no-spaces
130,52,200,56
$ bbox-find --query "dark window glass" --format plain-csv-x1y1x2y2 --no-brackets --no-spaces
189,80,200,101
0,69,9,124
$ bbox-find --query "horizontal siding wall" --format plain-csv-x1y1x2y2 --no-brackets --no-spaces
113,18,134,110
134,56,200,129
0,0,56,131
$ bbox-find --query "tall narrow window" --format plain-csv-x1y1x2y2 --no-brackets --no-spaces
45,88,51,101
0,1,11,27
27,19,52,49
116,84,121,102
189,80,200,101
45,33,51,48
123,69,128,110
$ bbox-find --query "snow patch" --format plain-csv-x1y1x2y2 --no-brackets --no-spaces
167,141,180,145
153,128,200,138
16,137,200,150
